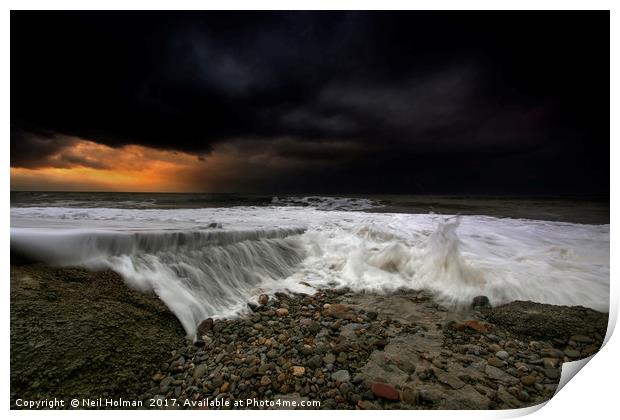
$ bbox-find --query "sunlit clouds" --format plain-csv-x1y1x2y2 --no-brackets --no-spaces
11,139,208,192
10,136,373,192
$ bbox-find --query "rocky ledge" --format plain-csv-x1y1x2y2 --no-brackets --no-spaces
144,289,608,410
10,265,608,410
10,265,186,407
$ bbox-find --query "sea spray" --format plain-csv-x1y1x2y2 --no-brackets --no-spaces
11,228,306,337
11,206,610,337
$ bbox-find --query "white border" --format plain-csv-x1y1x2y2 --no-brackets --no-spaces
2,3,616,420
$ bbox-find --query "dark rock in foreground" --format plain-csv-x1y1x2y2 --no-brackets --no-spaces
484,300,607,342
10,265,185,407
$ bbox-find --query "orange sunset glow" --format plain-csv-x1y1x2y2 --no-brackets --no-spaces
11,139,209,192
10,137,322,192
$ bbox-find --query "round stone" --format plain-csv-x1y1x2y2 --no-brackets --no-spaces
496,350,510,360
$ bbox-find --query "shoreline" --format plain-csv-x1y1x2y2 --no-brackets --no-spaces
10,264,608,409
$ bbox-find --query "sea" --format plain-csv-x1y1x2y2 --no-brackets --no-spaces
10,192,610,338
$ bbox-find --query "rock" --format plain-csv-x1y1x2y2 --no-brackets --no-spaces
324,304,357,320
570,335,594,344
197,318,214,335
339,382,353,395
247,302,258,312
193,364,208,379
276,308,289,317
366,311,378,321
544,368,560,379
172,355,185,367
371,383,401,401
463,319,490,333
213,321,226,333
515,362,529,373
497,388,521,408
418,389,443,405
434,370,465,390
299,318,313,327
581,345,599,356
241,367,257,379
160,376,173,389
517,390,530,402
485,365,519,385
485,301,607,341
299,345,313,355
277,372,287,383
306,355,323,369
331,370,350,383
471,295,491,309
323,353,336,364
564,348,581,358
220,382,230,393
370,382,401,401
330,319,342,331
307,322,322,335
260,376,272,386
291,366,305,376
349,393,362,404
193,339,205,347
401,387,418,405
495,350,509,360
541,348,564,358
488,343,502,353
520,375,538,386
212,375,224,387
487,357,504,368
543,357,559,369
258,294,269,305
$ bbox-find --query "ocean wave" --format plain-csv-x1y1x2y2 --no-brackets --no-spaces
10,207,610,338
271,196,381,211
11,227,307,336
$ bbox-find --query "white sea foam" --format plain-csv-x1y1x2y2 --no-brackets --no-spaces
271,196,381,211
10,206,609,338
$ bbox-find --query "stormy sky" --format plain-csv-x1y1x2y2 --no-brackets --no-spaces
10,11,609,194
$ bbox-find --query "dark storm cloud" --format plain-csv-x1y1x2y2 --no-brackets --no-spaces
10,11,609,193
10,125,78,168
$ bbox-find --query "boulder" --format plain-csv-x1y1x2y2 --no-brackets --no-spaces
485,300,607,341
197,318,214,336
471,295,491,309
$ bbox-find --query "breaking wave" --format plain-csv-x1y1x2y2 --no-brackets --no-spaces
10,206,609,338
11,228,306,336
271,196,381,211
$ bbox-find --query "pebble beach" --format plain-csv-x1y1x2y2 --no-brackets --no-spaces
10,265,608,410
